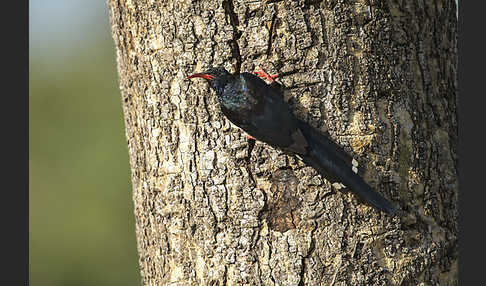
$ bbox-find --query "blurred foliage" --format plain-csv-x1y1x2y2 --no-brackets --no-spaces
29,33,140,285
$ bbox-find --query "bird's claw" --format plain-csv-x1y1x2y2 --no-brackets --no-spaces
254,67,278,84
246,134,256,140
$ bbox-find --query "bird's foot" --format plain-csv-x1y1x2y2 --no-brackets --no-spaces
254,67,279,84
246,135,256,140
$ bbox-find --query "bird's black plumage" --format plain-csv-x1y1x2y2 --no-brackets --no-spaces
188,67,399,215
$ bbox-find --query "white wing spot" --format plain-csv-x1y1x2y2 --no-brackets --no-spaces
352,166,358,174
352,158,359,167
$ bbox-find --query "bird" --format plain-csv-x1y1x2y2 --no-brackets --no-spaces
187,66,399,215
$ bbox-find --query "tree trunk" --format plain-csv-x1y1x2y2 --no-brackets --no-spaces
107,0,458,285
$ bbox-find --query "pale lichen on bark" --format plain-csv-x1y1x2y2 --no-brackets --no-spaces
108,0,458,285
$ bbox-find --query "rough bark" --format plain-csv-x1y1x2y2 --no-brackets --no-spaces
107,0,458,285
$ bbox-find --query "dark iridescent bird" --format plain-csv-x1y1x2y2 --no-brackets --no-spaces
187,67,399,215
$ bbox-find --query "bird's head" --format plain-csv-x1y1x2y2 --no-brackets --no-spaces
187,67,233,94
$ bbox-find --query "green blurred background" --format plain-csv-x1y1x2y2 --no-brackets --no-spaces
30,1,140,285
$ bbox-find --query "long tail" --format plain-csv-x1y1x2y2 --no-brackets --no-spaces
296,119,399,215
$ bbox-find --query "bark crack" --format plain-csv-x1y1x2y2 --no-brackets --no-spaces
298,221,318,286
223,0,242,74
266,13,277,56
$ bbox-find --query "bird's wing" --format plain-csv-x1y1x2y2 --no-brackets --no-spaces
236,73,308,155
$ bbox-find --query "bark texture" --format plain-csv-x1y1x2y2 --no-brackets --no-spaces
108,0,458,285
